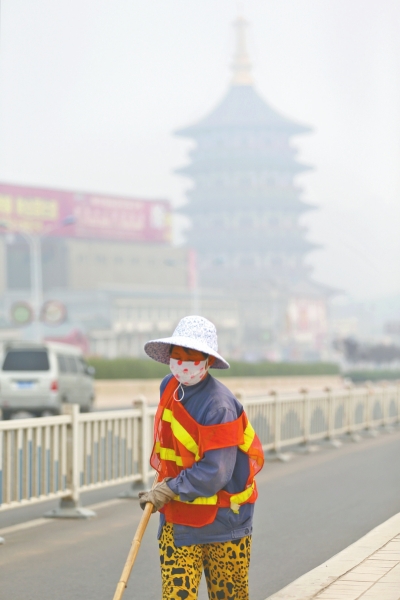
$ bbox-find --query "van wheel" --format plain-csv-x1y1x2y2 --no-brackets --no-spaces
41,410,54,417
81,398,94,413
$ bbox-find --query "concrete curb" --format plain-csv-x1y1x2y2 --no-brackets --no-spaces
265,512,400,599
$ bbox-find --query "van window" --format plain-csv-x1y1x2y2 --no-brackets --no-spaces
57,355,68,373
78,357,88,374
2,349,50,371
66,356,78,374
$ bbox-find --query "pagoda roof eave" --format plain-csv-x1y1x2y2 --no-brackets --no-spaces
179,199,317,214
176,122,312,137
187,234,322,253
175,85,312,138
175,162,313,176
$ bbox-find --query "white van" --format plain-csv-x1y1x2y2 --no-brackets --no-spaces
0,341,95,419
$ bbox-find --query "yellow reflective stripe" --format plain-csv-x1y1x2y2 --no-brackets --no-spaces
155,443,184,466
171,417,200,461
161,408,201,461
239,422,255,452
161,408,200,464
230,482,255,511
171,417,200,459
173,494,218,505
173,484,255,511
162,408,173,423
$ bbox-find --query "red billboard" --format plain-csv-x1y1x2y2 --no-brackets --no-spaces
0,183,171,243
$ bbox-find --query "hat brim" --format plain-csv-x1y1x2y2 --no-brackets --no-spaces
144,335,230,369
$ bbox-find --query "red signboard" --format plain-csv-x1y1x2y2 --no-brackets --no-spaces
0,183,171,243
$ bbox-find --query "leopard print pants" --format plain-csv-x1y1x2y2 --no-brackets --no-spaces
159,522,252,600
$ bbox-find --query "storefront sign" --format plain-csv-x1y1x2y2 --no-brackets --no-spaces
0,183,171,243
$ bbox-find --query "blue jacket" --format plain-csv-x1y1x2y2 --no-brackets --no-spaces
157,373,254,547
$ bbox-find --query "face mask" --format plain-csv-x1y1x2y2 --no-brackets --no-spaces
169,357,209,388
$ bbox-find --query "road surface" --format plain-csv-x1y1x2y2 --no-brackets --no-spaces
1,429,400,599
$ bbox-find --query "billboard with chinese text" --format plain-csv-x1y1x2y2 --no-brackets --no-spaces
0,183,171,243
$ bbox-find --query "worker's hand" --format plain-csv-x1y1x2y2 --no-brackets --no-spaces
138,478,176,513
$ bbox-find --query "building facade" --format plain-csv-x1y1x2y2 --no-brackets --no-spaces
89,290,240,359
0,184,242,357
0,183,186,293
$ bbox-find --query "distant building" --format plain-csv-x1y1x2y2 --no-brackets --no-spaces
0,19,333,361
176,17,331,360
0,183,239,357
0,183,188,292
89,289,240,359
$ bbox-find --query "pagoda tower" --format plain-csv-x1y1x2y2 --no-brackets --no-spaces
176,17,318,290
175,17,324,357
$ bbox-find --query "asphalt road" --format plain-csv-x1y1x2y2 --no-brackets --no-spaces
1,429,400,600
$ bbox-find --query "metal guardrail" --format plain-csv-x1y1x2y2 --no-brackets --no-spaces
0,385,399,514
243,384,400,454
0,414,71,510
0,398,156,514
77,401,156,492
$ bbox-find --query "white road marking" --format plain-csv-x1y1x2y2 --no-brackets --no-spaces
0,498,126,537
0,518,51,536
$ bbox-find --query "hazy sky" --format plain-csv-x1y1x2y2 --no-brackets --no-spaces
0,1,399,302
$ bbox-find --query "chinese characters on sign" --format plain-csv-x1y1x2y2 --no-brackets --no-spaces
0,183,171,243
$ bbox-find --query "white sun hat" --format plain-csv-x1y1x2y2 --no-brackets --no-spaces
144,315,230,369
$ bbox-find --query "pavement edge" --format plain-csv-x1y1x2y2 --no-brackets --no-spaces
265,511,400,599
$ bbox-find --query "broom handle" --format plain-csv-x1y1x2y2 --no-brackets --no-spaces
112,472,159,600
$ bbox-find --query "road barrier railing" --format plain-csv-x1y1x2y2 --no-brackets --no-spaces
0,384,399,516
0,413,71,511
243,383,400,456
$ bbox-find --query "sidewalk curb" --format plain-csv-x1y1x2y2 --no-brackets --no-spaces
265,512,400,599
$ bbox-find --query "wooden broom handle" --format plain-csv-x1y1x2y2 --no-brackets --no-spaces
112,473,159,600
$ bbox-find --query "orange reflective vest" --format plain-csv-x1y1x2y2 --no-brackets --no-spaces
150,376,264,527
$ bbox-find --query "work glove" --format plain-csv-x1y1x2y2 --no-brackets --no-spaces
138,478,176,513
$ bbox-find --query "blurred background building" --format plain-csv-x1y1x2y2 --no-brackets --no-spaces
1,16,397,363
175,17,331,361
0,18,331,361
0,182,240,357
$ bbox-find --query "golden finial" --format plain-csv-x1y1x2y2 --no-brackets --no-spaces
231,16,253,86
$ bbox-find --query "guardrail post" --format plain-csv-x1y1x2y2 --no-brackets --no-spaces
303,388,310,446
299,388,309,449
297,388,319,454
396,382,400,424
323,387,341,448
44,404,96,519
140,396,151,488
365,383,378,437
266,391,291,462
381,382,394,433
346,384,361,443
273,391,280,454
119,395,151,498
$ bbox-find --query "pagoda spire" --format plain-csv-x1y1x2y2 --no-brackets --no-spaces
231,16,253,86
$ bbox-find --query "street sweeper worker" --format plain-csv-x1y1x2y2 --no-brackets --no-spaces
139,315,264,600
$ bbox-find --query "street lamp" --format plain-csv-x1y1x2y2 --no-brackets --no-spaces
0,216,76,341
